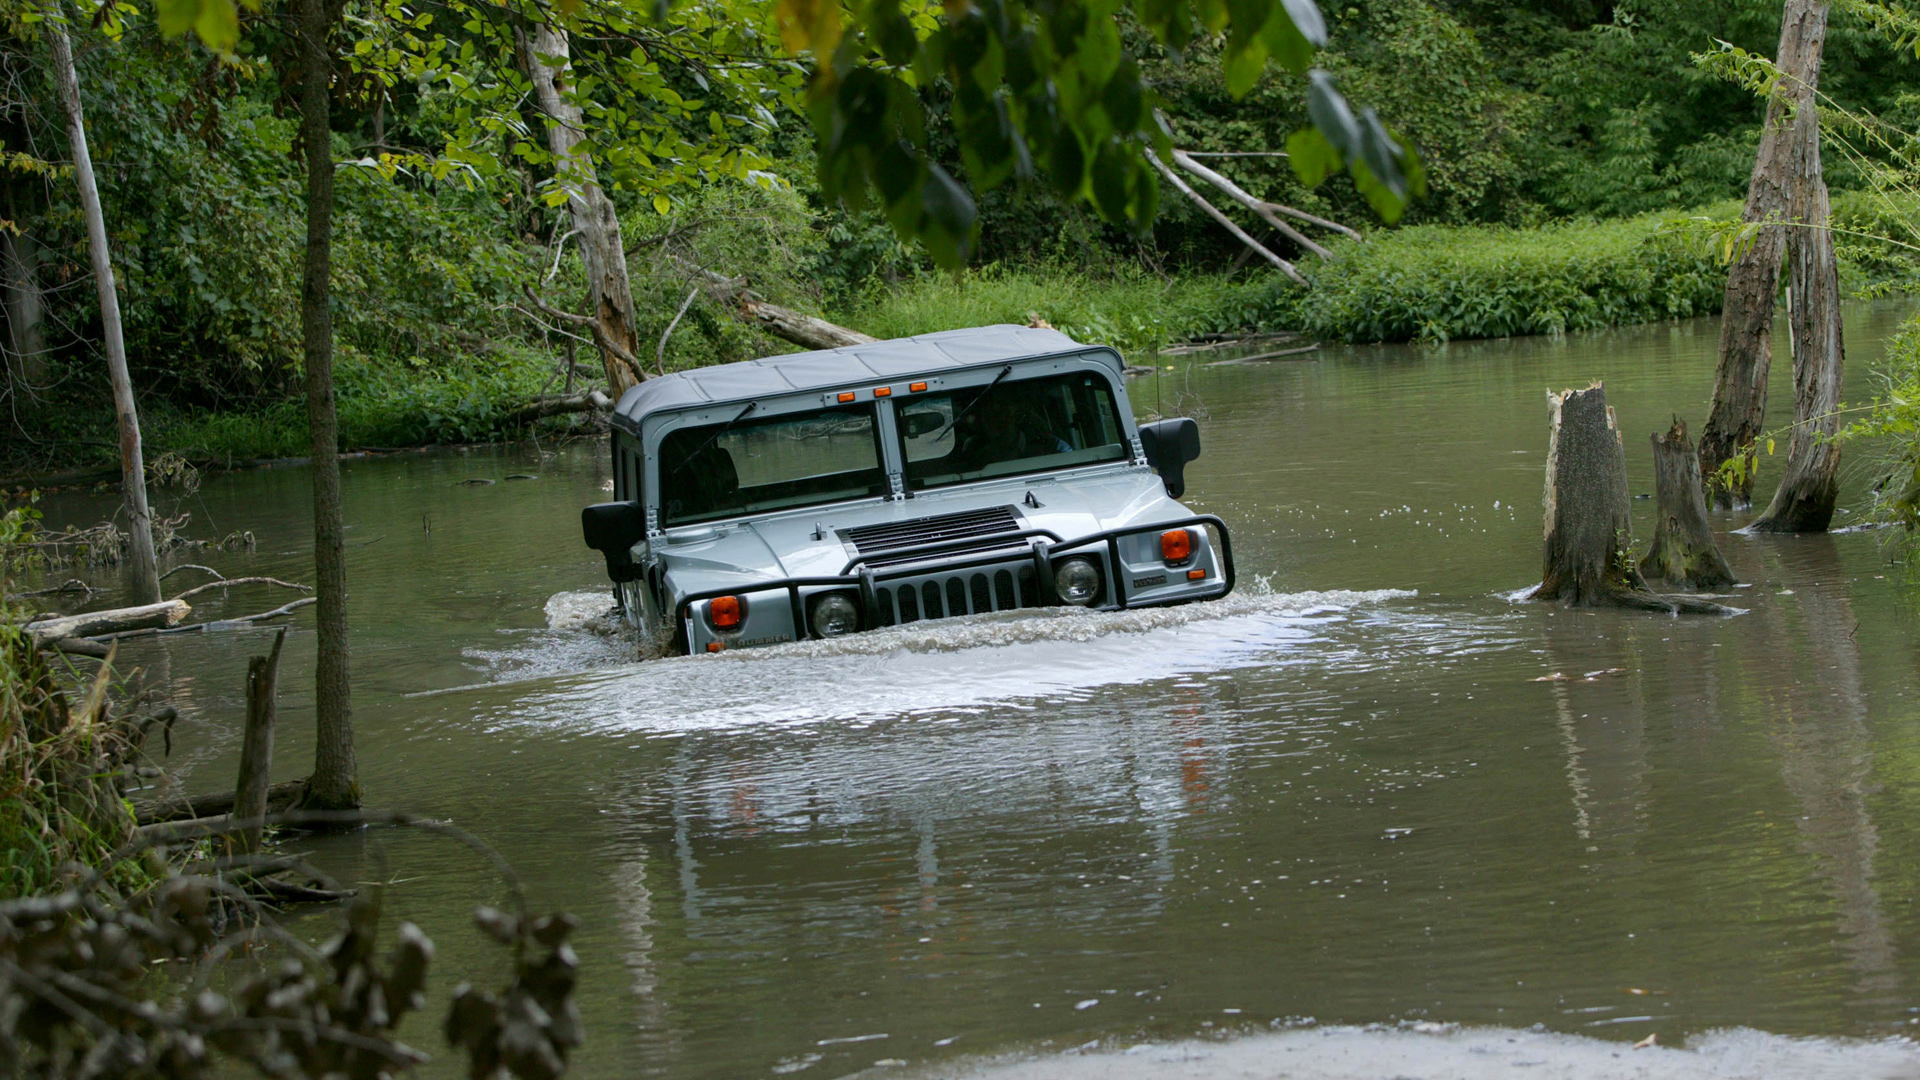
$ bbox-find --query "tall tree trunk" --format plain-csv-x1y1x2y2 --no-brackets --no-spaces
517,23,645,396
48,20,160,606
1749,131,1844,531
1,218,48,384
297,0,359,810
1698,0,1829,508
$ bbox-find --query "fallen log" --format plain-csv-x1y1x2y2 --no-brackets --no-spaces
26,598,190,645
136,778,308,826
1639,418,1736,590
673,257,877,350
504,389,615,425
1529,384,1735,615
45,636,110,658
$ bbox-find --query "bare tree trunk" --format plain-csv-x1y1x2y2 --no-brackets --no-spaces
1531,385,1733,614
234,628,285,854
1699,0,1828,508
1640,418,1736,589
1750,170,1844,531
1,224,47,384
517,23,646,395
48,21,160,606
297,0,358,810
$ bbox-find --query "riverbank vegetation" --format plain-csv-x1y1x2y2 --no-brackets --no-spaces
4,0,1920,477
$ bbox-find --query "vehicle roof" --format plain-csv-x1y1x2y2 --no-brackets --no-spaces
611,324,1119,430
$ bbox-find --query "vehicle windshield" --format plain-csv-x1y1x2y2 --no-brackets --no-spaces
897,372,1129,490
657,404,886,525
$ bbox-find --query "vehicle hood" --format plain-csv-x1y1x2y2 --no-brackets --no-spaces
653,466,1188,593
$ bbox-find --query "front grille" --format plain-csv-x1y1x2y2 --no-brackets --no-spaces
841,506,1024,568
873,565,1040,628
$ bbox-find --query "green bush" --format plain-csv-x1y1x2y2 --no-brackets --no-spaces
1288,210,1729,343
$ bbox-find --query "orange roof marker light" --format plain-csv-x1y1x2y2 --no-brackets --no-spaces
908,381,928,393
837,391,857,403
874,386,893,397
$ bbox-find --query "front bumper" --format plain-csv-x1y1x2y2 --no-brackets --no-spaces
676,515,1235,653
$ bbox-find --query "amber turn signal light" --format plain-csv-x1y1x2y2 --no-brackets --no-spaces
837,391,856,403
874,386,892,397
706,642,726,652
709,595,743,630
1187,569,1207,581
909,381,928,392
1160,529,1193,563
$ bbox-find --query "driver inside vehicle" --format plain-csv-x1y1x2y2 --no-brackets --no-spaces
949,390,1073,474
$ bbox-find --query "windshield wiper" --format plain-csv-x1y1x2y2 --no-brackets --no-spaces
933,365,1013,443
668,401,757,476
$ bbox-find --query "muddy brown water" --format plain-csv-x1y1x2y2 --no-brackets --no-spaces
23,300,1920,1078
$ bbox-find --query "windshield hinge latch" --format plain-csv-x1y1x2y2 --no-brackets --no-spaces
1023,490,1044,509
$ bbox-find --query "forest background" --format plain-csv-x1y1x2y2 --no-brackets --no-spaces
5,0,1920,472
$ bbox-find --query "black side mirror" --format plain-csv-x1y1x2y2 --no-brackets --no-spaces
1137,418,1202,498
582,502,647,582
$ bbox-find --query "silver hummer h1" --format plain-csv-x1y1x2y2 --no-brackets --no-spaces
581,325,1233,654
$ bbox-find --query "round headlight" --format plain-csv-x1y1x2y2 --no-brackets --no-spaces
1053,557,1101,606
808,593,860,637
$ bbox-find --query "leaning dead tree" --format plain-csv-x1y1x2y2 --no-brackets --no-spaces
1529,384,1733,615
1143,123,1362,284
1640,418,1737,590
49,18,161,606
1698,0,1828,507
518,22,648,395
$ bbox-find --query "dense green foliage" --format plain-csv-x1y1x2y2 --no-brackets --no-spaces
6,0,1920,474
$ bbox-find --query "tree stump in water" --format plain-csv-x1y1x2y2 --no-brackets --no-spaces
1639,418,1736,590
1529,385,1734,615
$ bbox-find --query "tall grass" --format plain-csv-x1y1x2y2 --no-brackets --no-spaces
0,507,152,898
1288,209,1731,343
837,265,1286,354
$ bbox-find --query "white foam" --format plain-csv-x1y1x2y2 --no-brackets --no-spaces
899,1024,1920,1080
466,586,1415,734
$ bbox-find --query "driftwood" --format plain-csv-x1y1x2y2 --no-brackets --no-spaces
88,596,315,642
171,576,312,602
25,598,189,645
233,628,285,854
1204,345,1320,366
1639,418,1736,590
1529,384,1734,615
